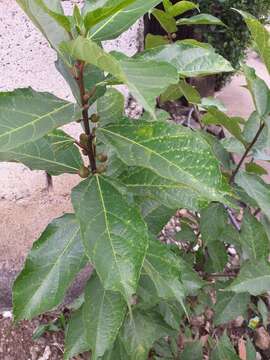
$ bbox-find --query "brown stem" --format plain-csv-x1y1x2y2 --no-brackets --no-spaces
75,61,97,173
230,123,265,184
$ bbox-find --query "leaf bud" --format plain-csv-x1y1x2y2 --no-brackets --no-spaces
171,33,177,40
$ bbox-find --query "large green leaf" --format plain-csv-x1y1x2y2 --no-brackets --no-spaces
200,203,228,244
120,310,173,360
0,129,83,175
211,335,240,360
235,172,270,220
168,0,198,17
84,0,136,31
120,167,205,211
64,307,89,360
151,9,177,33
0,88,78,151
177,14,225,27
83,273,127,359
243,65,270,118
137,40,234,77
61,37,178,119
227,259,270,296
240,210,270,261
213,292,250,326
16,0,70,51
97,88,125,126
71,175,149,301
13,214,87,321
181,341,203,360
98,120,231,203
236,10,270,74
143,238,186,304
87,0,163,41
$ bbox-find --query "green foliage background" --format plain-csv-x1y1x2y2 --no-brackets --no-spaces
196,0,270,89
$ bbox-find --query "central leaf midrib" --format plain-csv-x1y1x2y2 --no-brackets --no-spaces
95,176,126,296
0,102,72,140
100,127,220,198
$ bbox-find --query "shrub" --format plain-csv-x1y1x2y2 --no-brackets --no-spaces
1,1,270,359
197,0,270,89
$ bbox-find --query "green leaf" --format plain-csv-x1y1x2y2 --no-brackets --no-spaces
138,40,234,77
84,0,136,31
168,1,198,17
235,10,270,74
235,172,270,220
83,272,126,359
13,214,87,321
120,167,205,211
145,34,170,49
0,88,78,151
227,259,270,296
200,203,228,244
62,37,178,119
178,80,201,104
202,108,245,144
181,341,203,360
177,14,225,27
140,199,176,235
258,299,268,328
0,129,83,175
243,65,270,118
245,162,268,176
158,301,184,330
121,310,173,360
211,334,240,360
98,120,231,203
246,338,257,360
240,210,270,261
71,175,149,301
152,9,177,34
200,97,227,112
143,237,186,304
207,241,228,272
103,338,129,360
88,0,164,41
97,88,125,126
16,0,70,51
213,292,249,326
64,307,89,360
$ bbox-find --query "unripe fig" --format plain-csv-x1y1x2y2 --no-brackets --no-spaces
97,153,108,163
96,164,107,174
78,166,90,178
79,133,89,146
90,114,100,123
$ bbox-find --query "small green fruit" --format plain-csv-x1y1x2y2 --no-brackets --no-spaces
78,166,90,178
90,114,100,123
97,153,108,163
79,133,89,146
